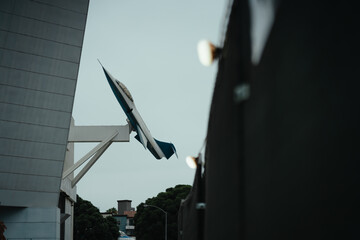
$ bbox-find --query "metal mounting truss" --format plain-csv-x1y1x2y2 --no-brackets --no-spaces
62,124,130,187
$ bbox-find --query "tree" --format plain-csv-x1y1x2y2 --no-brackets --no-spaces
74,195,119,240
105,216,120,240
134,184,191,240
106,207,118,214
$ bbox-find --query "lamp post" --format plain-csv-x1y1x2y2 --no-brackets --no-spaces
144,204,167,240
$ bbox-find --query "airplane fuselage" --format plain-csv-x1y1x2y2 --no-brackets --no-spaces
103,67,167,159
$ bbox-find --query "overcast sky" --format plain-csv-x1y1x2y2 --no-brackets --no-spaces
72,0,229,211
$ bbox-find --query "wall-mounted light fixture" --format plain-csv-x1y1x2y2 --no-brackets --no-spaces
197,40,221,66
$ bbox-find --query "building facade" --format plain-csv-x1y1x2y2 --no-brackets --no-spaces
102,200,136,238
0,0,89,239
118,200,136,236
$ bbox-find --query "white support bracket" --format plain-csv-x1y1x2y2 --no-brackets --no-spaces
62,124,130,187
67,124,131,143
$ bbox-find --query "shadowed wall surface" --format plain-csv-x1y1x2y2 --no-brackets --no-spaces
0,0,88,208
204,1,360,239
0,0,89,239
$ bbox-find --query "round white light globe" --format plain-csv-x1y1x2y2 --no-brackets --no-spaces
185,156,197,169
197,40,214,66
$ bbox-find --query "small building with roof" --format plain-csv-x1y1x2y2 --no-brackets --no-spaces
101,199,136,237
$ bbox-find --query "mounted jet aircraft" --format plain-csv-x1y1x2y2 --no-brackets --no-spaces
98,61,177,160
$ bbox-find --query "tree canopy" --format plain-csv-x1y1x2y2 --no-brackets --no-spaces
134,184,191,240
74,195,119,240
106,207,118,214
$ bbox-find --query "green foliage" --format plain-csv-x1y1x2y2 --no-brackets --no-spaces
134,184,191,240
106,216,120,240
106,207,118,214
74,195,119,240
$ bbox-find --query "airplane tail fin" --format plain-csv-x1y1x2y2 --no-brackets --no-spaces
155,139,177,159
134,134,177,160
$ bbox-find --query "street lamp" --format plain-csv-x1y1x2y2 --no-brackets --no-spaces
144,204,167,240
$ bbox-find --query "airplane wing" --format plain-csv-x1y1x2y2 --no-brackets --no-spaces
134,126,148,149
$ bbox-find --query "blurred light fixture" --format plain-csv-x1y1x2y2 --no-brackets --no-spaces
185,156,197,169
197,39,221,66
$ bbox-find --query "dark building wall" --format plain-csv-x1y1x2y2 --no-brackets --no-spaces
0,0,89,208
204,1,360,240
118,200,132,215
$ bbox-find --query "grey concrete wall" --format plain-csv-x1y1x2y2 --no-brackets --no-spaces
0,0,89,208
0,207,60,239
0,0,89,239
63,196,74,240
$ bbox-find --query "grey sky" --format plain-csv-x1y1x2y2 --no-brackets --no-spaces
72,0,228,211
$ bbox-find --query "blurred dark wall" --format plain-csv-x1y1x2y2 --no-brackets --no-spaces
203,0,360,239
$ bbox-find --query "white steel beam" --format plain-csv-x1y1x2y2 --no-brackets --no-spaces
71,141,112,187
62,130,120,179
68,124,130,142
